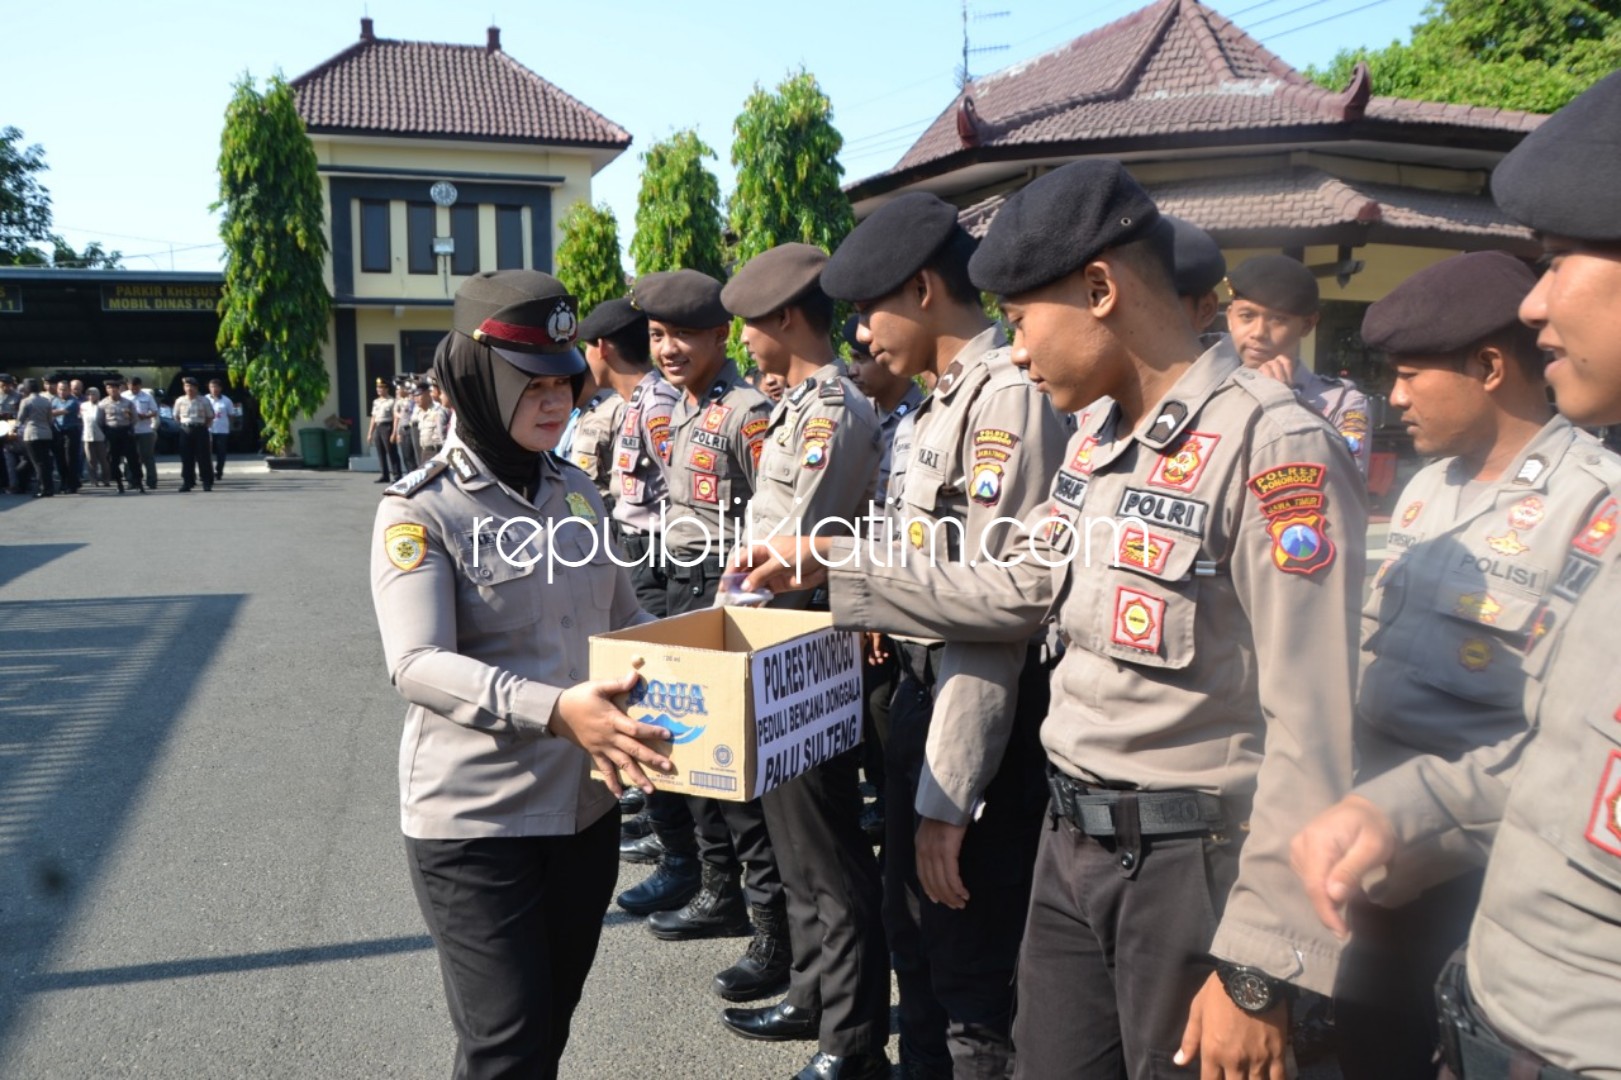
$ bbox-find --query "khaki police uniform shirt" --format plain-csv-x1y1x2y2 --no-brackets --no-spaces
610,371,681,535
832,326,1070,826
569,390,625,503
874,383,926,506
414,402,448,453
370,434,653,840
371,396,395,425
98,395,135,430
1293,365,1371,478
173,395,214,428
830,340,1363,993
663,370,772,557
747,361,882,539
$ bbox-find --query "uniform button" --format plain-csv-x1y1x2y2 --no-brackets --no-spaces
1119,851,1136,870
568,668,579,680
477,568,492,581
561,616,574,629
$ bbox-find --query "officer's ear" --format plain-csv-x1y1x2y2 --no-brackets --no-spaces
1301,312,1321,337
911,269,936,312
1474,344,1509,392
1080,261,1119,318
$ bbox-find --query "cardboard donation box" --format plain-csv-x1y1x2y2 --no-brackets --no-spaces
590,608,864,801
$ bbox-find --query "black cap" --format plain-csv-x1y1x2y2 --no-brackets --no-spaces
0,373,14,385
969,160,1160,297
1228,255,1320,318
631,269,730,329
723,243,829,319
577,297,646,342
822,192,964,302
453,270,586,378
1493,70,1621,243
1163,215,1226,297
842,315,869,358
1362,251,1537,357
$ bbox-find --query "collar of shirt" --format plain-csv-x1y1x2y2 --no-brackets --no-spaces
441,432,558,504
1129,338,1243,451
932,324,1007,403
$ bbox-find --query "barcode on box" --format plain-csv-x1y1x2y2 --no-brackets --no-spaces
689,770,737,793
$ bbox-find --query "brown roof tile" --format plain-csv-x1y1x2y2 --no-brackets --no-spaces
872,0,1540,185
291,30,630,148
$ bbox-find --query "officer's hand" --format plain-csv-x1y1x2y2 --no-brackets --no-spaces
1254,355,1295,386
551,670,674,796
1174,973,1288,1080
862,632,890,666
727,537,833,595
1289,794,1397,938
915,818,970,910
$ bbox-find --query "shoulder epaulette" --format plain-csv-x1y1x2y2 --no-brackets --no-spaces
819,379,846,404
384,458,448,498
1229,367,1326,436
707,380,729,401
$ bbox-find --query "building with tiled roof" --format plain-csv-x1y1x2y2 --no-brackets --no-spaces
289,18,631,462
848,0,1548,493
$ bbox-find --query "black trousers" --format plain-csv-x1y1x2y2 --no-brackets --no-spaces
1335,870,1484,1080
211,432,229,477
1011,819,1238,1080
887,643,1050,1079
54,430,81,490
400,424,420,473
373,422,401,480
405,810,620,1080
180,426,213,489
861,637,899,812
613,527,671,618
763,751,889,1057
24,438,55,495
106,430,142,490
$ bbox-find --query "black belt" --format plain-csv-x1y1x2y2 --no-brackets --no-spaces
895,640,945,685
1046,772,1226,838
1438,955,1581,1080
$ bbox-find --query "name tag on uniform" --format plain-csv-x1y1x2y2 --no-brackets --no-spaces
692,429,730,452
1117,487,1207,536
1054,472,1088,508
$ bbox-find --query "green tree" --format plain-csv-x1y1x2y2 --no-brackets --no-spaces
1305,0,1621,114
728,70,854,265
0,127,123,267
214,73,331,457
555,201,627,314
630,130,726,279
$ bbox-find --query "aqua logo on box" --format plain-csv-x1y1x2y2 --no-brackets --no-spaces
627,679,709,744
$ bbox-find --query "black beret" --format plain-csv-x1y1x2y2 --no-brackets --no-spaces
968,160,1160,297
631,269,731,329
453,270,581,359
723,243,829,319
1362,251,1536,357
1163,215,1226,297
1227,255,1319,317
1493,70,1621,243
822,192,963,302
0,373,15,384
842,314,869,357
577,297,647,342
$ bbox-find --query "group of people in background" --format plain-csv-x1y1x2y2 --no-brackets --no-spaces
0,373,237,496
368,373,448,485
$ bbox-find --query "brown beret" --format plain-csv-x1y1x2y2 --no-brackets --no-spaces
452,270,581,355
1362,251,1537,357
631,269,730,329
722,243,829,319
1228,255,1319,318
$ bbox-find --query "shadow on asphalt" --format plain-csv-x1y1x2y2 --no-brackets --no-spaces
0,544,85,588
24,933,434,991
0,593,245,1054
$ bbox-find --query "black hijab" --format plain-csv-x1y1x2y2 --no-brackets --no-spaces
432,332,543,495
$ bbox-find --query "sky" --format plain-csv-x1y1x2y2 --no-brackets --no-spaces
1,0,1434,274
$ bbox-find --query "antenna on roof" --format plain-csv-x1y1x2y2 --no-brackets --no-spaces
958,1,1010,89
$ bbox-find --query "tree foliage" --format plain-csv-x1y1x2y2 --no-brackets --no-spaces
728,70,854,265
630,130,726,279
0,127,122,267
214,73,331,456
556,201,627,314
1305,0,1621,114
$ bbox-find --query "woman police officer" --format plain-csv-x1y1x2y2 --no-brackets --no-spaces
370,270,672,1080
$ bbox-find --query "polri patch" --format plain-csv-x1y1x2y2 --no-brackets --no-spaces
1111,587,1166,653
1247,462,1326,500
1584,750,1621,859
1117,487,1208,537
1148,431,1219,492
384,522,428,572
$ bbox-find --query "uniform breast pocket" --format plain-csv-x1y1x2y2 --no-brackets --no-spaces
1098,526,1201,669
762,450,797,489
1415,570,1541,705
457,548,542,632
554,526,617,613
1561,712,1621,891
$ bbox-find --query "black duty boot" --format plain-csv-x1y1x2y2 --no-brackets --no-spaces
621,810,654,841
620,830,665,864
713,900,792,1001
646,863,752,941
619,787,647,816
792,1051,890,1080
617,851,701,915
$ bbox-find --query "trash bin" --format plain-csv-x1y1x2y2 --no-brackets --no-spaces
323,427,351,470
298,427,327,469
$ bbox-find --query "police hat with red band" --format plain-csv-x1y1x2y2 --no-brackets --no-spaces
452,270,586,377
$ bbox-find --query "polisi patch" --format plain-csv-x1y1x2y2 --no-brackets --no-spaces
1111,587,1166,653
1247,462,1326,500
1148,431,1219,492
1267,511,1335,576
384,522,428,572
1117,487,1207,537
1584,750,1621,859
1457,551,1548,592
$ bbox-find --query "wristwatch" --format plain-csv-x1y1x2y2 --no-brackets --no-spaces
1215,962,1288,1014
